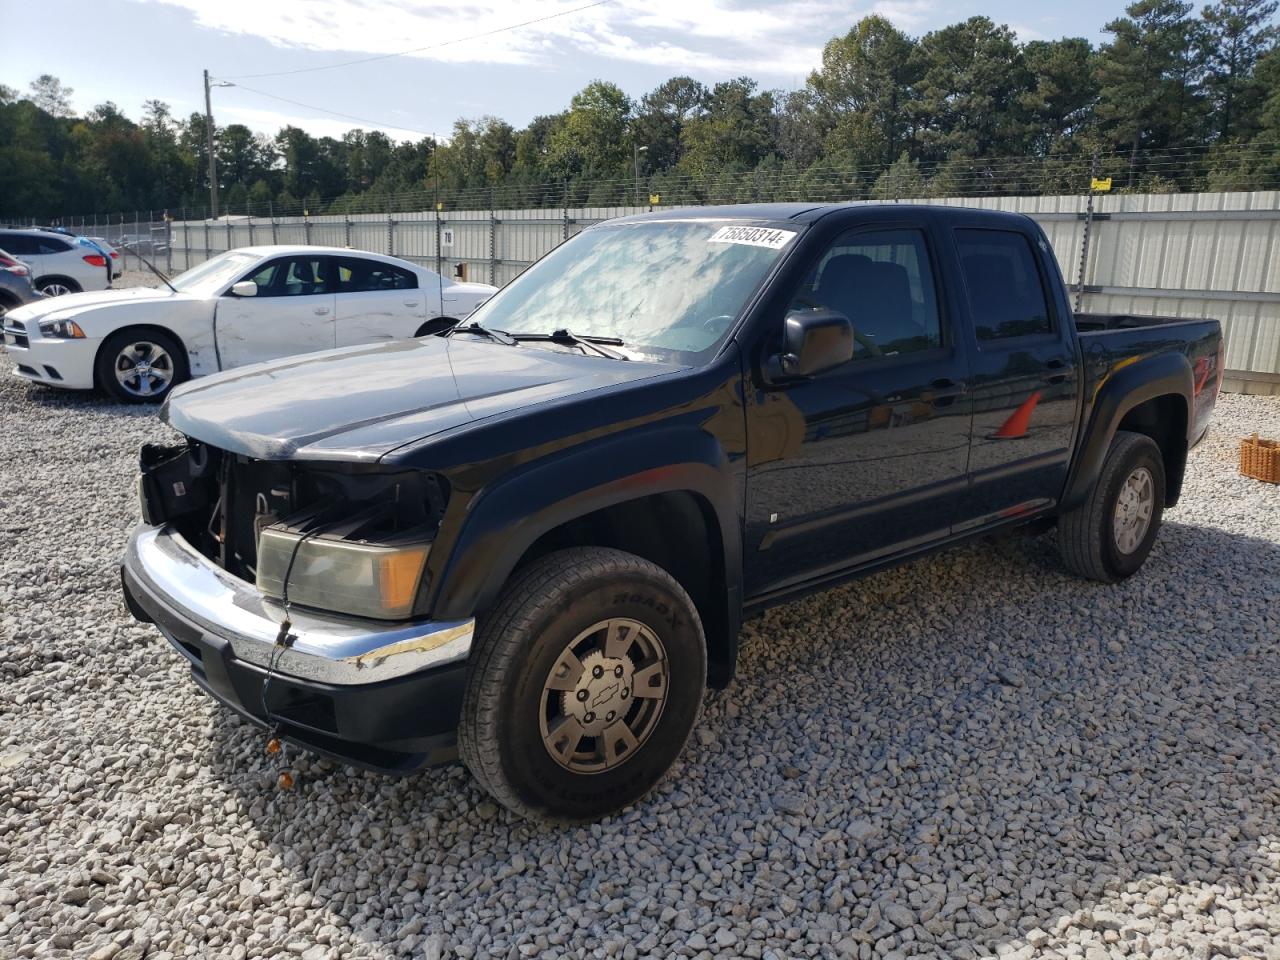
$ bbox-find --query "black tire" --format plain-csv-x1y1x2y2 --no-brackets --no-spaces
415,317,458,337
95,328,189,404
1058,430,1166,583
35,276,80,296
458,547,706,822
0,292,17,321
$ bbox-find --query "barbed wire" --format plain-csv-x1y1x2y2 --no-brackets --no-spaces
23,140,1280,225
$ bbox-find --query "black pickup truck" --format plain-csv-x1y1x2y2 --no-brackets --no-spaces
121,203,1223,821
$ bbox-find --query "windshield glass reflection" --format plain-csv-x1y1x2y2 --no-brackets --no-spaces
472,220,797,363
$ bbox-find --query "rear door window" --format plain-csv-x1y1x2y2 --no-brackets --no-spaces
955,229,1053,342
0,235,38,256
36,236,73,255
335,257,418,292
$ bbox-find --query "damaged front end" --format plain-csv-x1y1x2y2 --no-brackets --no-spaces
137,439,449,620
122,439,474,773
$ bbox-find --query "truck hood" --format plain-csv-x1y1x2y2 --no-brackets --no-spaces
162,335,678,462
7,285,181,321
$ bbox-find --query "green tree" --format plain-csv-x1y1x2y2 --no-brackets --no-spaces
1095,0,1206,175
632,76,707,171
871,152,927,199
28,74,74,117
512,114,562,180
774,90,825,169
911,17,1032,160
680,78,776,178
547,81,632,179
1199,0,1279,140
808,16,918,168
1020,38,1099,152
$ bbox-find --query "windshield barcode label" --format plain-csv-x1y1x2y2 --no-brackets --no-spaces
707,226,797,249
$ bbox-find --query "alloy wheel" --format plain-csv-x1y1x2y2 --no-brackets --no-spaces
1113,465,1155,554
538,617,669,774
114,341,174,399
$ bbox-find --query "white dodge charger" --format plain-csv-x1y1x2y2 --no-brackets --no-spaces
1,246,497,402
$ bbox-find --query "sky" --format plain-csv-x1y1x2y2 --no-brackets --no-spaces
3,0,1130,144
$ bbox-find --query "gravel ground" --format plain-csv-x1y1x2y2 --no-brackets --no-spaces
1,346,1278,960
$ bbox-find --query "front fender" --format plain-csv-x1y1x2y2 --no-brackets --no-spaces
1061,350,1193,511
428,415,742,627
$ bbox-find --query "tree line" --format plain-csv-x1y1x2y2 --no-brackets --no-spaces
1,0,1277,220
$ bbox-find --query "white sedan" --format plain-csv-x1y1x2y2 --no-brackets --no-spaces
2,246,496,402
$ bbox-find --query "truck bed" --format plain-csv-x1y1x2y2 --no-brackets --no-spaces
1073,312,1223,448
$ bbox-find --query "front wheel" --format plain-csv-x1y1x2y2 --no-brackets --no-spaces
95,329,189,403
1058,430,1166,583
458,547,706,822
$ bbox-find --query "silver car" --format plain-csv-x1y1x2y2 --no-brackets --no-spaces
0,247,42,321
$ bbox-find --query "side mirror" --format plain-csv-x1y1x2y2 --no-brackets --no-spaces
765,308,855,382
229,280,257,297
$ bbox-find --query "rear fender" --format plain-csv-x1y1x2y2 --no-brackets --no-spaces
1061,351,1193,511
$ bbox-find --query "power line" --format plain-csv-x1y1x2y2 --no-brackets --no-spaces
217,0,617,81
226,83,437,138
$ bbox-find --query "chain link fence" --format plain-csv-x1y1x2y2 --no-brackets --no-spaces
3,161,1279,391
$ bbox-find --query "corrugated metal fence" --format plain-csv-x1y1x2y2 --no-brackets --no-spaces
152,190,1280,394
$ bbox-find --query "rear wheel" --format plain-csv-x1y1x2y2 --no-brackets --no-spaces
458,547,706,822
1058,430,1166,583
95,329,189,403
36,277,80,297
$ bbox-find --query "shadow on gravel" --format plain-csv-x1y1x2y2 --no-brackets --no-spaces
201,519,1279,958
21,382,161,419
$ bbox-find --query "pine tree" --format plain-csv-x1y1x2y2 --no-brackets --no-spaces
1095,0,1205,182
1200,0,1280,140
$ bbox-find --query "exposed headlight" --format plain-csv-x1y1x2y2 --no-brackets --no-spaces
256,525,430,620
39,318,86,339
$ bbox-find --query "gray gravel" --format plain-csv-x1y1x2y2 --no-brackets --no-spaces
1,345,1278,960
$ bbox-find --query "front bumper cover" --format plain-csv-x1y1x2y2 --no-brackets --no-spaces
121,524,475,773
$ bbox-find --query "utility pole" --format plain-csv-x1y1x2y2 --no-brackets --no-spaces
633,144,648,206
203,69,220,220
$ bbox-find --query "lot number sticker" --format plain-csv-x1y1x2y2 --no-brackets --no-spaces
708,226,796,249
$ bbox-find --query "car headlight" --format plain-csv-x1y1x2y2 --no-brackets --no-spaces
256,525,430,620
39,318,86,339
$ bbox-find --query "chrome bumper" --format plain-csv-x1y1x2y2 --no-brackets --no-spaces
124,525,473,685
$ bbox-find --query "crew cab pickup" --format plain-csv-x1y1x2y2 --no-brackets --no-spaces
120,204,1223,821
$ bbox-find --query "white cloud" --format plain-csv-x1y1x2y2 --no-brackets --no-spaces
215,102,430,141
1007,23,1047,42
141,0,867,79
866,0,934,32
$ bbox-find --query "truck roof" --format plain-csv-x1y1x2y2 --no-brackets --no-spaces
613,202,1033,229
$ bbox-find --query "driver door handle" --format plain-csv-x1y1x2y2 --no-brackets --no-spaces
314,307,330,316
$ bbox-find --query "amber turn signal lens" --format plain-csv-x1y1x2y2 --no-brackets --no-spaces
378,546,430,613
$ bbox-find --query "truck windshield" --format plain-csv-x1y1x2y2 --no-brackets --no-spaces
469,220,799,362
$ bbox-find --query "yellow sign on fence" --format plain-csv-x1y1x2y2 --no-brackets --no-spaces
649,193,661,206
1091,176,1113,192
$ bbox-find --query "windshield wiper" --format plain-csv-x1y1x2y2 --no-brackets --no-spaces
513,329,629,360
448,320,516,345
135,251,178,294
